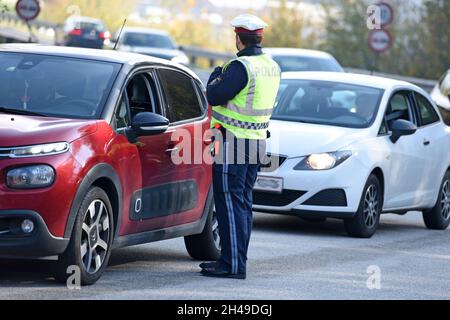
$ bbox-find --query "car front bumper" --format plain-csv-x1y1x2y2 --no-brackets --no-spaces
0,210,69,259
253,156,368,218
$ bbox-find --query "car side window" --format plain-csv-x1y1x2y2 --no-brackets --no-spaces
157,69,203,123
385,92,414,130
415,93,440,126
125,73,159,120
115,93,129,129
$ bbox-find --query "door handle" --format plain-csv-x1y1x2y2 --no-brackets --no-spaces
165,147,179,154
165,142,179,155
423,139,431,146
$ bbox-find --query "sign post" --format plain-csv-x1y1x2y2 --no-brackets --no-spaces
367,2,395,74
15,0,41,42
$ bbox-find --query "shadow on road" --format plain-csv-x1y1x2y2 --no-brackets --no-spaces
252,212,424,237
0,260,56,287
0,212,425,287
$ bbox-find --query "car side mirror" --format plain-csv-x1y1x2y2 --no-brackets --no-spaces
131,112,169,137
389,119,417,143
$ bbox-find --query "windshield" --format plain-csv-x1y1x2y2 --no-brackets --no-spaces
272,55,343,72
273,80,384,128
0,53,121,119
123,32,176,49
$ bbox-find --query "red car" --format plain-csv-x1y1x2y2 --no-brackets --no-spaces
0,44,219,285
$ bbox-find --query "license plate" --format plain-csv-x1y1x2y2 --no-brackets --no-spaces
254,176,283,194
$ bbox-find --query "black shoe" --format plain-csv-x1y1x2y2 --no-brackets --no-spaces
199,261,217,270
201,267,246,280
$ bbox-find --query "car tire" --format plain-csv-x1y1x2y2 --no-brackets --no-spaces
184,203,221,261
53,187,114,286
344,174,382,238
423,171,450,230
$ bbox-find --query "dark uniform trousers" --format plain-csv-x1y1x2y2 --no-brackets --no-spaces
212,131,266,275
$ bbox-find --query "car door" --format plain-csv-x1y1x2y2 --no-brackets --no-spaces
412,91,445,207
114,70,190,235
155,67,212,226
383,90,428,209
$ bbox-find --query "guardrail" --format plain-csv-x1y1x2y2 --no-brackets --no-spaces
0,11,57,30
344,68,437,92
183,47,437,92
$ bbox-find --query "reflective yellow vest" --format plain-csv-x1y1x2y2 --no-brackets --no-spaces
211,54,281,140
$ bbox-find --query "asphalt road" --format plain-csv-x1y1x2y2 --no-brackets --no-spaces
1,211,450,300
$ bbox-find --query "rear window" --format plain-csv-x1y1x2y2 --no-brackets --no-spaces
123,32,175,49
0,52,121,119
272,55,343,72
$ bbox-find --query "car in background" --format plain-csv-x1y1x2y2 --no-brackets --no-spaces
264,48,344,73
55,16,111,49
0,44,218,285
112,27,190,66
431,69,450,125
254,72,450,238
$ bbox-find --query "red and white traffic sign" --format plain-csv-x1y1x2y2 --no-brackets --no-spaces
376,1,394,28
15,0,41,21
368,29,393,53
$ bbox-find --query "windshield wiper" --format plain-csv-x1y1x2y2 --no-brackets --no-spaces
0,107,48,117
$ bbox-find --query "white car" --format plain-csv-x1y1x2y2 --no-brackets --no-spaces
264,48,344,73
431,69,450,125
112,27,190,66
254,72,450,238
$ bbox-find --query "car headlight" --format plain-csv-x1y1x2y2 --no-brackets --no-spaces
171,55,190,65
10,142,69,158
294,151,352,171
6,165,55,189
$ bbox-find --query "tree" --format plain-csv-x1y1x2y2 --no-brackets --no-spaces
40,0,136,31
264,0,318,48
323,0,435,77
0,0,7,14
418,0,450,79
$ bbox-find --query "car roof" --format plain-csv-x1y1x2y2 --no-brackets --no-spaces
264,48,336,59
66,16,103,24
120,27,170,36
0,44,200,82
282,72,419,91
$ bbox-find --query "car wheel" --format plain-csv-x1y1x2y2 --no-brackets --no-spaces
423,171,450,230
184,203,221,261
53,187,114,286
344,174,382,238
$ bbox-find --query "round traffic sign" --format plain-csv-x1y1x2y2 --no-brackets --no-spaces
376,1,394,27
15,0,41,21
368,29,393,53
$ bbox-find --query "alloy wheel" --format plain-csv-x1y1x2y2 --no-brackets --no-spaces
80,200,111,274
440,180,450,220
363,185,379,228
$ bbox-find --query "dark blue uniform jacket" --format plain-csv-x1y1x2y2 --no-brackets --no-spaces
206,45,263,107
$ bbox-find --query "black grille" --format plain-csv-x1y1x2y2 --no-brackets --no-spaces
0,148,10,158
260,154,287,172
253,189,307,207
303,189,348,207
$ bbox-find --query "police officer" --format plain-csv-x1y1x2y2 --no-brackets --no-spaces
200,14,281,279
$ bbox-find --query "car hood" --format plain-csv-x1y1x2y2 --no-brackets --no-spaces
0,114,98,147
267,119,370,158
124,46,184,60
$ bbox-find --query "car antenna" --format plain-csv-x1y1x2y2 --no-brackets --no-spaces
113,19,127,50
